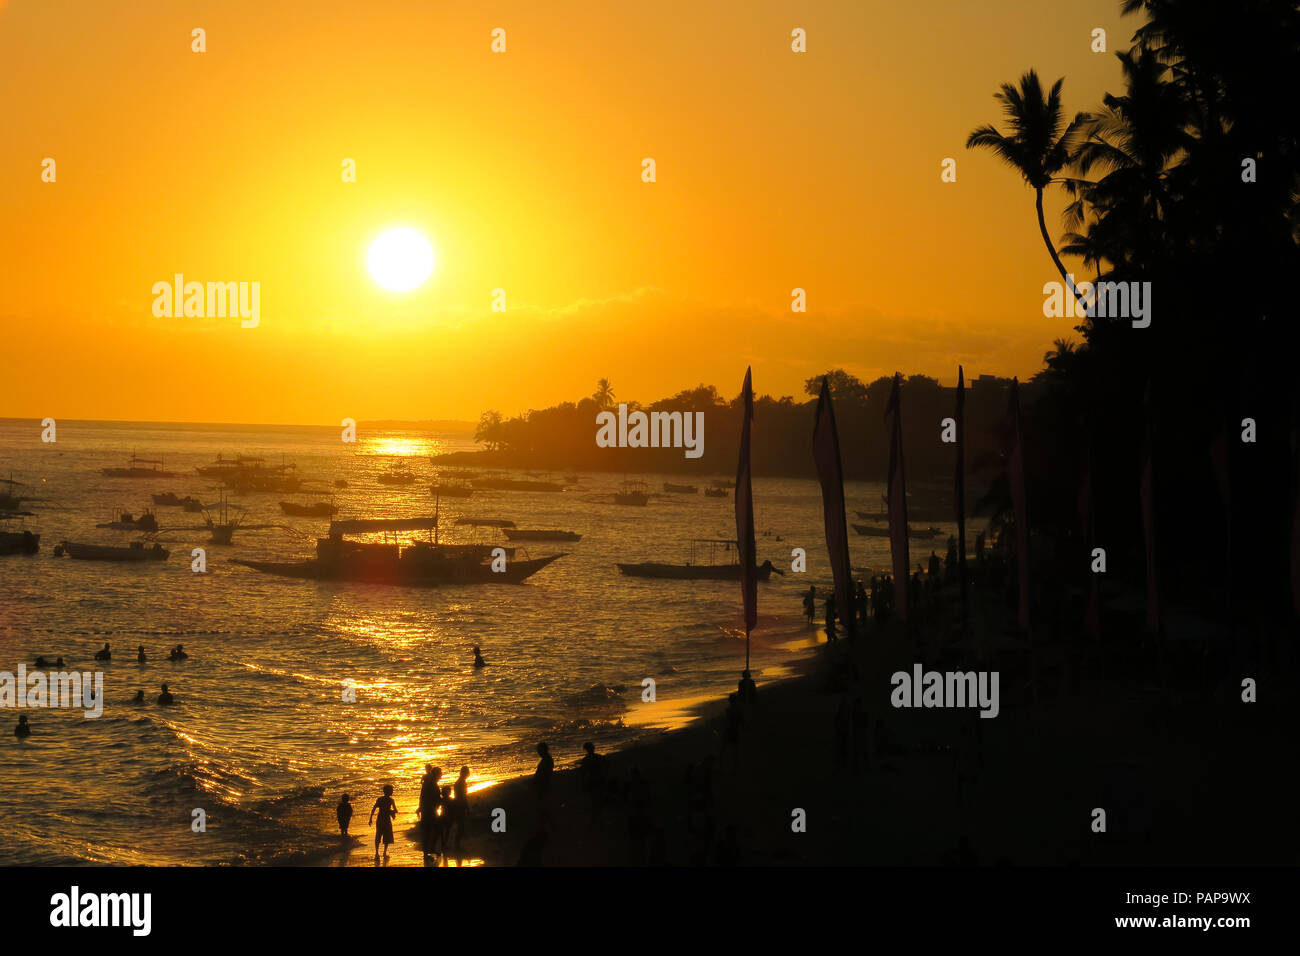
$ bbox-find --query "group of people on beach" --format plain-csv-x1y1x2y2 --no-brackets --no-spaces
338,764,472,861
802,533,986,637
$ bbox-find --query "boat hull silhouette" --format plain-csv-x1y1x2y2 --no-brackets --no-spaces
617,561,774,581
232,549,565,586
503,529,582,541
62,541,169,562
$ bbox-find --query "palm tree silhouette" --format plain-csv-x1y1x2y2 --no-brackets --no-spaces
592,378,616,410
967,70,1091,309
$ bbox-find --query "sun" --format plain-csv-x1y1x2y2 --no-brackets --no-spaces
367,227,435,292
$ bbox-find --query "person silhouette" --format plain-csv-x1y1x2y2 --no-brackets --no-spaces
137,645,146,664
472,646,487,668
738,670,757,709
130,690,145,704
417,765,442,856
436,785,453,856
450,766,470,851
34,656,50,668
368,784,398,856
156,683,174,705
803,585,817,623
533,742,554,815
94,643,111,662
336,793,353,837
55,657,65,668
14,715,31,738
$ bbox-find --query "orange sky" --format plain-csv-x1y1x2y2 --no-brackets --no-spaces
1,0,1126,424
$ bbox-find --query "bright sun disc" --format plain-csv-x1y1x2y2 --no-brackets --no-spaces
367,227,434,292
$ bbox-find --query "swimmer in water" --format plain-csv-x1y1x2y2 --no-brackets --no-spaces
55,657,65,668
131,690,145,704
157,683,174,706
33,656,50,668
94,643,111,662
472,646,487,668
173,644,188,660
137,645,146,663
15,716,31,737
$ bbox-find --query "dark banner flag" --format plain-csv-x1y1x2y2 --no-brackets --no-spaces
1006,379,1030,634
1292,427,1300,621
955,365,968,628
1140,382,1160,635
1078,445,1099,639
886,374,909,623
812,377,855,638
735,367,757,664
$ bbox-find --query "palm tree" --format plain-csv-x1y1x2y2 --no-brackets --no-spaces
592,378,615,410
967,71,1091,308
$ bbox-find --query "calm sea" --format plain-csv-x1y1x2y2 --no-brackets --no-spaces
0,418,944,865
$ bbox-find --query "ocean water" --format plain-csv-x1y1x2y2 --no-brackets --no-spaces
0,418,946,865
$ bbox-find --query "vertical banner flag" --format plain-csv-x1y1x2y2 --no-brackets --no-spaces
812,377,855,638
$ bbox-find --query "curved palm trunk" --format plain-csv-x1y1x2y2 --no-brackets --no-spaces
1036,187,1090,314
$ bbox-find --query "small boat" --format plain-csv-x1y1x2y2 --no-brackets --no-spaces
97,509,159,532
0,474,29,511
663,483,698,494
503,529,582,542
153,492,182,506
102,453,176,478
430,483,474,498
181,496,205,513
851,523,944,539
454,518,516,528
704,481,729,498
203,495,244,545
377,463,418,485
0,512,39,555
62,540,169,562
617,539,779,581
614,479,649,506
231,525,565,586
473,477,565,493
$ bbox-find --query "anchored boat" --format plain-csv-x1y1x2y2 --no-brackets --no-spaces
617,538,780,581
231,516,564,586
61,540,170,562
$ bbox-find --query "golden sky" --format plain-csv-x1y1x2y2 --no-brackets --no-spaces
1,0,1125,424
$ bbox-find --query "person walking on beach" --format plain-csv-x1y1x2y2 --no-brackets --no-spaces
738,670,757,710
336,793,353,837
417,765,442,857
825,592,838,642
533,741,554,801
802,585,817,624
368,784,398,857
578,743,607,822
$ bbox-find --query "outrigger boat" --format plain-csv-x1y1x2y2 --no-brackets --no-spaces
231,516,565,586
430,483,474,498
663,482,698,494
102,453,176,478
455,517,516,528
1,475,29,511
614,479,649,506
377,463,418,485
60,540,169,562
97,509,159,532
851,523,943,539
203,494,245,545
0,512,40,555
503,529,582,542
618,538,780,581
473,476,565,493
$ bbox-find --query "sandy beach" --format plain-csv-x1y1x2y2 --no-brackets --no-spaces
310,585,1300,867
